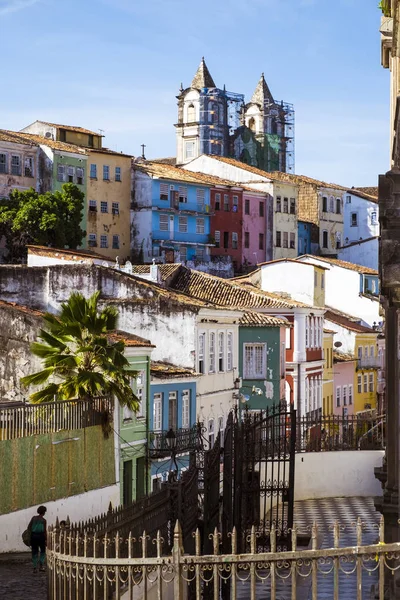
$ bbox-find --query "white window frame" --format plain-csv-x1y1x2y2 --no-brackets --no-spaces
357,375,362,394
198,332,205,374
208,418,215,448
135,371,146,418
343,385,347,406
11,154,21,176
215,230,220,248
103,165,110,180
76,166,84,184
90,163,97,178
100,234,108,248
67,165,75,182
153,393,162,431
159,214,169,231
57,164,65,182
178,186,188,203
363,374,368,393
232,232,238,249
349,384,353,405
88,233,97,247
227,331,233,371
336,386,341,407
112,202,120,215
115,166,121,182
185,141,195,160
209,332,216,373
178,216,188,233
196,218,205,234
100,201,108,213
369,373,374,392
160,183,169,200
0,153,7,174
218,332,224,372
243,343,267,379
112,234,120,249
182,390,190,429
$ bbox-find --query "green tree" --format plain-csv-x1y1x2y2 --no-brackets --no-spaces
0,184,86,263
21,291,139,411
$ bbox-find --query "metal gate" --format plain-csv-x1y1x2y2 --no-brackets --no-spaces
222,403,296,554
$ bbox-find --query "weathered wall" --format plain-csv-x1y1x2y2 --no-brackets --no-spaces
0,483,119,553
0,425,115,515
339,238,379,272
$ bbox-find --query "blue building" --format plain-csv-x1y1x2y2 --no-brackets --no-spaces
148,361,199,489
132,162,215,264
298,220,312,256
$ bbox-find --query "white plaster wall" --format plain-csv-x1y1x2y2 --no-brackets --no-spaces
184,156,273,186
324,318,356,355
343,194,379,243
260,263,314,305
298,256,380,327
338,238,379,272
293,450,384,501
0,484,120,553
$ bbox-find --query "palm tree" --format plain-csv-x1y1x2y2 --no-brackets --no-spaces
21,291,139,411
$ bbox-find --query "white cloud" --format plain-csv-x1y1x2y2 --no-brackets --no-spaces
0,0,40,16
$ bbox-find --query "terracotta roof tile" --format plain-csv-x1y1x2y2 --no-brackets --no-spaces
354,186,378,198
0,300,43,318
137,161,251,189
27,245,113,262
131,263,182,281
33,121,102,137
257,258,328,270
333,351,356,362
170,266,306,309
0,130,87,155
348,188,378,203
340,236,379,249
298,255,378,275
325,309,375,333
240,311,291,327
150,361,199,379
108,330,155,348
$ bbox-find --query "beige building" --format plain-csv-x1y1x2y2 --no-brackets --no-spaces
0,130,39,199
271,180,298,259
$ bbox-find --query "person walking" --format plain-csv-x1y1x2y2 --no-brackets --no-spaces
27,505,47,573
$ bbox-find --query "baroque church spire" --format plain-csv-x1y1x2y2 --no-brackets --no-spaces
191,57,216,89
251,73,274,105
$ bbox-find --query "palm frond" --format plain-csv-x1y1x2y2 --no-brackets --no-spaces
29,383,60,404
21,367,55,387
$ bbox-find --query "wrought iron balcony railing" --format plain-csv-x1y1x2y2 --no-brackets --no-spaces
357,356,380,369
148,425,200,457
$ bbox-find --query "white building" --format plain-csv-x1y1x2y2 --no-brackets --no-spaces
343,189,379,245
297,255,381,327
338,237,379,272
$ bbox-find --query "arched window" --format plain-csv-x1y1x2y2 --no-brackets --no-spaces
187,103,196,123
248,117,256,132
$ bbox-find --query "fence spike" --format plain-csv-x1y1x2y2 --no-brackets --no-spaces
357,517,362,546
213,527,219,555
55,516,59,529
66,515,70,527
312,521,318,550
195,528,201,556
156,529,162,558
250,525,256,554
231,527,237,554
271,522,276,553
142,530,147,558
334,520,340,548
128,531,132,559
379,515,384,544
291,524,297,551
173,520,183,553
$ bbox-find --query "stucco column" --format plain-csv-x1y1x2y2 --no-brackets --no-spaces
293,311,306,363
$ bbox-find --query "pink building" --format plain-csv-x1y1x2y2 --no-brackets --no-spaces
242,189,272,268
333,352,356,416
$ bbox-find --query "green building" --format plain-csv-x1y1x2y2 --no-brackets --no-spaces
238,312,290,411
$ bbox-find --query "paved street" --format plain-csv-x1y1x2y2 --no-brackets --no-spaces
0,553,47,600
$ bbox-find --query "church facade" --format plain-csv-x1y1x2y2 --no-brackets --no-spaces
175,58,295,174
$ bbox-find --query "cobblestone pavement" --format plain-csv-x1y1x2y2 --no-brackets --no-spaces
0,554,47,600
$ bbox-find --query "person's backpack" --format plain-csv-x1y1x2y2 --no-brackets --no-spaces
21,529,31,547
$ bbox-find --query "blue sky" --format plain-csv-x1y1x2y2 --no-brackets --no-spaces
0,0,389,185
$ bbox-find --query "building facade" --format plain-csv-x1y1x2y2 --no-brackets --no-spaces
209,185,242,270
322,330,334,415
333,353,356,417
0,131,39,199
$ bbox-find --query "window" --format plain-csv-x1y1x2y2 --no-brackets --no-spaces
89,200,97,212
283,197,288,213
215,230,220,248
218,332,224,371
159,214,169,231
280,342,286,378
112,235,120,249
88,233,97,247
87,134,94,147
185,141,195,159
11,155,21,176
168,391,178,430
198,333,205,373
322,230,328,248
232,232,238,249
346,195,351,204
187,104,196,122
351,213,358,227
0,153,7,174
112,202,119,215
322,196,327,212
329,197,334,213
115,167,121,182
245,198,250,214
103,165,110,180
223,194,229,211
314,271,318,287
224,231,229,249
349,385,353,405
370,345,375,358
100,235,108,248
208,419,215,448
371,211,378,225
343,385,347,406
209,332,216,373
160,183,169,201
135,371,145,418
227,332,233,371
336,231,341,249
90,164,97,179
305,317,309,348
259,202,264,217
321,274,325,289
363,374,368,393
218,416,224,436
369,373,374,392
178,216,188,233
101,201,108,213
244,232,249,249
196,218,205,234
153,393,162,431
57,164,65,182
357,374,362,394
276,197,282,212
178,186,188,203
215,193,221,211
182,390,190,429
336,198,341,214
196,246,204,261
336,387,341,407
276,231,281,247
179,245,187,261
290,232,295,249
24,157,33,177
67,166,74,182
75,166,83,185
244,343,266,379
290,198,296,214
196,188,205,210
232,195,238,212
283,231,288,248
259,233,264,250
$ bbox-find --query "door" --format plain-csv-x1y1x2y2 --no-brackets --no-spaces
168,391,178,430
136,456,146,499
123,460,133,506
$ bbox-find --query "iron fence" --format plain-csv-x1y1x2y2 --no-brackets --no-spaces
47,516,400,600
296,414,385,452
148,424,200,457
0,397,113,440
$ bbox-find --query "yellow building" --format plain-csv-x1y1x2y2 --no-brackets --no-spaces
322,330,334,415
353,332,379,413
271,180,298,260
86,149,132,261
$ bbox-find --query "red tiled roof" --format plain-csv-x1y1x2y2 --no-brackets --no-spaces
298,255,378,275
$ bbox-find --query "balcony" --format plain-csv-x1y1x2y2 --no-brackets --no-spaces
148,425,200,458
357,357,380,369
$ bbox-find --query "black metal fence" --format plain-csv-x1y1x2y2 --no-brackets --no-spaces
148,424,200,457
296,414,385,452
